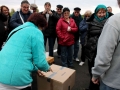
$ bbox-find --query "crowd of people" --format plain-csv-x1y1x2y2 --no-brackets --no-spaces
0,0,120,90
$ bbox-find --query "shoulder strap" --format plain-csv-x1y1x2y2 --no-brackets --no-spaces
1,28,23,48
19,11,24,24
5,28,23,43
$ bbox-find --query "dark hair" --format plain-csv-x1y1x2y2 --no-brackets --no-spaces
21,0,30,5
44,2,51,6
63,7,70,13
1,5,9,12
27,13,47,28
0,5,10,16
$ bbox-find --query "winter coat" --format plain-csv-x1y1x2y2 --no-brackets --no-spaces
4,15,12,39
40,10,58,37
0,22,49,86
85,13,113,61
0,13,7,49
79,18,88,45
56,17,78,46
10,10,31,29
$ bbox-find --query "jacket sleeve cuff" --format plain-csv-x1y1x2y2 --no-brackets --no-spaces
33,64,38,71
92,74,100,79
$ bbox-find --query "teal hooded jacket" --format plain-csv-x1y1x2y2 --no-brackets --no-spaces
0,22,49,86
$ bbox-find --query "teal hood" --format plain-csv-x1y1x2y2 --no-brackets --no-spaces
94,4,109,22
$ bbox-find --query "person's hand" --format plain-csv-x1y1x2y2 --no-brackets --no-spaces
42,10,47,14
92,77,99,85
37,70,45,77
67,26,71,31
48,11,53,15
47,67,53,72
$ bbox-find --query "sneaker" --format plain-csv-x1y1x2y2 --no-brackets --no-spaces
75,58,80,62
79,61,85,66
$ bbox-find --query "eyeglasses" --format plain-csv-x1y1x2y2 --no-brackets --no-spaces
74,11,79,14
57,8,62,11
22,6,29,9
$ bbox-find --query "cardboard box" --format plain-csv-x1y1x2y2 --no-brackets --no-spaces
37,64,76,90
46,56,54,64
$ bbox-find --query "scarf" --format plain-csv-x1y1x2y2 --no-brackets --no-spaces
94,4,109,22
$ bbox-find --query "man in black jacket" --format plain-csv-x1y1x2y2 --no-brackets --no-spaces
55,4,63,58
70,7,83,62
40,2,58,57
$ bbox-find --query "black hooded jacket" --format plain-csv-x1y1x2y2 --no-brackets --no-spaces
84,12,113,61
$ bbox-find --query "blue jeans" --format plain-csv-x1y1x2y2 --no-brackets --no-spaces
73,40,79,59
61,45,74,67
100,81,119,90
44,36,56,56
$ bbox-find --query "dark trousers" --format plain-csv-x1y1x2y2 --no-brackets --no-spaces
81,44,86,62
57,44,61,56
44,36,56,56
88,59,99,90
73,40,79,59
61,45,74,67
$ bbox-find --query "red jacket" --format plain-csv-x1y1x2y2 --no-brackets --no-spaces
56,17,78,46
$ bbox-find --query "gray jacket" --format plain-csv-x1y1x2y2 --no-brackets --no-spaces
92,13,120,89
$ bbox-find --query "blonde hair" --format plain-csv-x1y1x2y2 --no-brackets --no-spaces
84,10,92,17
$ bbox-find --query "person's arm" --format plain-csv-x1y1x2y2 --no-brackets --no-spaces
79,19,88,33
10,12,21,29
70,19,78,33
92,22,119,80
32,30,50,72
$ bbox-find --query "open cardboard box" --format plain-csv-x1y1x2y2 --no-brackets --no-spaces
46,52,54,64
46,56,54,64
37,64,76,90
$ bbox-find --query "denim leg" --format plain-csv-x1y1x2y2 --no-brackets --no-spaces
67,45,74,67
73,40,79,59
48,37,56,56
61,46,68,67
100,81,119,90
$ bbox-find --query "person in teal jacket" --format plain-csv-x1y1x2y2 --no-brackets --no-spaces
0,13,51,90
